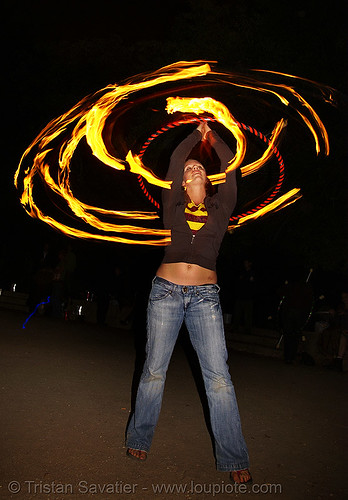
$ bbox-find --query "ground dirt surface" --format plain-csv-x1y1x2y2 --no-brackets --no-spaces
0,309,347,500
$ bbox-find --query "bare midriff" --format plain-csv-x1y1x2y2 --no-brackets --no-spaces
156,262,217,286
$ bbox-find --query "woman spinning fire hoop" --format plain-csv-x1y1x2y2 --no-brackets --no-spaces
126,121,251,484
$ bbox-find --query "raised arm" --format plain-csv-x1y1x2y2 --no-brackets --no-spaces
165,128,202,184
162,127,202,215
205,124,237,215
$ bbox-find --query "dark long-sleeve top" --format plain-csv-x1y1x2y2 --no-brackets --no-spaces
162,129,237,272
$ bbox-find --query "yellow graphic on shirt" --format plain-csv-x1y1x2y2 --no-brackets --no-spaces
185,201,208,234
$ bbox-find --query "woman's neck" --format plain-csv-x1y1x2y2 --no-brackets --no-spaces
187,186,206,205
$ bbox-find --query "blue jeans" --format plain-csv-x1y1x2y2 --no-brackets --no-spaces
126,276,249,471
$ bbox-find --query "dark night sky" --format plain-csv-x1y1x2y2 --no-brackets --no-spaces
2,0,348,294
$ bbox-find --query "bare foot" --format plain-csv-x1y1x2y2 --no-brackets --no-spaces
126,448,147,461
230,469,252,484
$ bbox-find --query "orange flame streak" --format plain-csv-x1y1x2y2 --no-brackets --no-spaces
58,63,214,192
15,62,213,244
211,69,330,155
85,62,212,172
126,152,172,189
127,95,248,188
164,98,286,182
288,88,329,155
211,71,290,106
253,68,337,106
28,201,170,246
21,146,159,226
228,188,302,231
57,127,160,221
14,61,332,244
166,96,246,180
241,119,287,177
14,91,99,187
266,83,330,155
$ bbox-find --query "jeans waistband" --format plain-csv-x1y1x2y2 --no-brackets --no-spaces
153,275,219,293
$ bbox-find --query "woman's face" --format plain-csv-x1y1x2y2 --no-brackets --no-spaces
182,160,207,187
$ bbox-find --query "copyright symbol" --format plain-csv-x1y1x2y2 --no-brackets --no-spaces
8,481,21,494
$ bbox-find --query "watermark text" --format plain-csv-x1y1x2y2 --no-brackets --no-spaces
7,479,282,496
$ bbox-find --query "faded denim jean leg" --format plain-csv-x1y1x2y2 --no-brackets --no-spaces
126,277,249,471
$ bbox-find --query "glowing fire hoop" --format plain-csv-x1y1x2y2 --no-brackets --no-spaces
136,117,285,223
14,61,333,243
